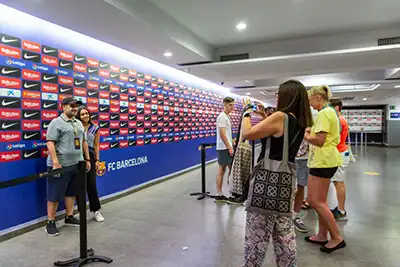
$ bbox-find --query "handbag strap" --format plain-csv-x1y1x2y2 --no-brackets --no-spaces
264,113,290,163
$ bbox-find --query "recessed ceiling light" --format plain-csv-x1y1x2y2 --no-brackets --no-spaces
163,51,172,57
395,85,400,88
245,80,250,83
246,92,251,95
236,22,247,31
363,98,367,100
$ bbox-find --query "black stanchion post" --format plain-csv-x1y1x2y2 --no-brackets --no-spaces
54,161,112,267
190,143,215,200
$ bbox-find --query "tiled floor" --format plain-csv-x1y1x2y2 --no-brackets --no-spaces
0,146,400,266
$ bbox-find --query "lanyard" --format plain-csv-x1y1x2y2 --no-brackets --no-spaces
70,120,78,137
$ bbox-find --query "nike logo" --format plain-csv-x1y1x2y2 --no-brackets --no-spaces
88,68,97,73
120,88,128,93
23,53,39,60
100,63,108,68
43,123,49,129
75,56,85,61
43,48,56,53
144,129,150,133
75,81,85,85
2,100,18,106
88,91,97,96
111,115,118,120
24,132,39,139
60,62,71,67
1,36,18,43
2,122,18,129
121,108,127,112
43,75,56,81
24,83,38,89
43,102,56,108
111,94,117,99
100,123,108,127
138,123,144,127
111,74,118,78
100,85,108,90
59,88,71,93
100,107,108,112
1,69,19,75
24,112,39,118
24,150,39,158
111,143,118,148
111,130,118,134
121,69,128,73
120,123,127,127
129,141,135,145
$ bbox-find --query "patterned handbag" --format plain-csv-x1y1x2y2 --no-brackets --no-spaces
245,114,297,217
228,115,252,196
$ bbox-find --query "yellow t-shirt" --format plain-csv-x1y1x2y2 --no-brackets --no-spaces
308,107,343,168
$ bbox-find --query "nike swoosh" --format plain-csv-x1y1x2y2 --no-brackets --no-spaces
111,130,118,134
43,76,56,81
75,56,85,61
100,85,108,89
24,133,39,139
88,92,97,96
60,62,71,67
24,112,39,118
2,69,19,75
2,122,18,129
60,88,71,93
120,123,127,127
88,69,97,73
2,100,18,106
111,143,118,148
24,83,38,88
100,107,108,111
129,142,135,145
120,89,128,92
24,54,39,59
24,150,39,158
43,103,56,108
100,63,108,68
75,81,85,85
121,69,128,73
111,95,117,98
1,36,18,43
100,123,107,127
111,116,118,120
43,48,56,53
111,74,118,78
43,123,49,129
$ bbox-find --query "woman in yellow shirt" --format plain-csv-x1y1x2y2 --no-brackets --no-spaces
304,85,346,253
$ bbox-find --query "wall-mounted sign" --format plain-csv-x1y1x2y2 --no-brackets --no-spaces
390,112,400,119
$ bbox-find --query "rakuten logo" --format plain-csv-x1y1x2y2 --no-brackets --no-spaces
99,91,109,98
110,122,119,128
87,58,99,67
0,45,21,58
42,83,58,93
41,111,58,120
110,106,119,113
120,114,128,120
22,120,41,130
42,55,58,67
0,109,21,119
74,63,87,72
99,129,109,137
99,113,109,120
22,99,40,109
22,69,40,81
0,151,21,162
0,77,20,88
0,131,21,142
74,88,86,96
119,140,128,148
120,74,128,82
87,105,98,112
22,40,41,53
99,70,110,77
59,76,73,85
99,143,109,150
59,50,73,61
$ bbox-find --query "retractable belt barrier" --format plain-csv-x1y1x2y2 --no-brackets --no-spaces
190,141,256,201
0,161,113,267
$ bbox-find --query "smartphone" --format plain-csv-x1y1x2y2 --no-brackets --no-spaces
252,102,258,111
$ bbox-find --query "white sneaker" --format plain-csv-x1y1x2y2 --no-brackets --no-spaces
93,211,104,222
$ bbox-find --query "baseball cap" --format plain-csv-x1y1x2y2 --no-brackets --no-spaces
61,97,82,106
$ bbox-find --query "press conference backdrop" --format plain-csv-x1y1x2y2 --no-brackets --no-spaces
0,6,258,232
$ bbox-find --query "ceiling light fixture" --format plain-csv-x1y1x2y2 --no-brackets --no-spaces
246,92,251,95
163,51,172,57
395,85,400,88
236,22,247,31
245,80,250,83
363,98,367,100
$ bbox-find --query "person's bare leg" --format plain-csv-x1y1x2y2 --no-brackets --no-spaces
64,197,76,217
47,201,59,220
334,181,346,211
308,175,343,247
216,165,226,194
294,186,304,214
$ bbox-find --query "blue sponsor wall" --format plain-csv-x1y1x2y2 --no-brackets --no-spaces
0,5,243,232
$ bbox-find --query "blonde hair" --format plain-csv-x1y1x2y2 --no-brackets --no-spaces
308,85,332,101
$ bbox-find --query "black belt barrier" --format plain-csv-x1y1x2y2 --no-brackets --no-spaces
0,161,113,267
190,143,216,200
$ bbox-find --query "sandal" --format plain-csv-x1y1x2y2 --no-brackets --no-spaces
302,199,310,209
304,236,329,245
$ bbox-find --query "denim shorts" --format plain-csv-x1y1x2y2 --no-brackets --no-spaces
47,164,79,202
295,158,309,187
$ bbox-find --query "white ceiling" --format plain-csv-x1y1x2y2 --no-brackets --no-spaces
150,0,400,46
2,0,400,105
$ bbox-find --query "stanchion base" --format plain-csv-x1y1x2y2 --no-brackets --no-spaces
54,249,113,267
190,192,215,200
